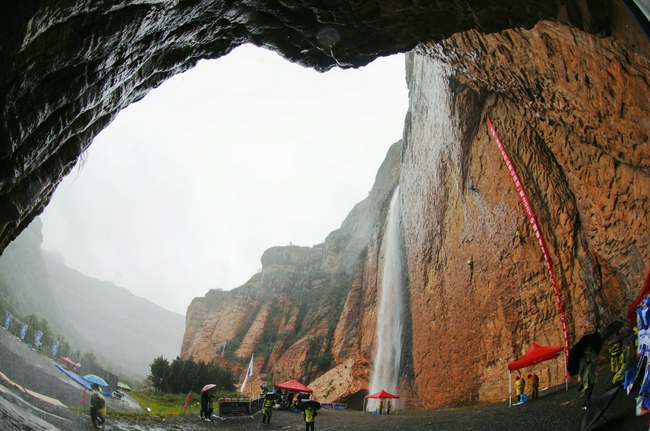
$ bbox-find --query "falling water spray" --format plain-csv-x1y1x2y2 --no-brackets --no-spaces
368,186,403,409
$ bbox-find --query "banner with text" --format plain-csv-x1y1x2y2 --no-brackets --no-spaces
487,116,569,371
218,399,252,419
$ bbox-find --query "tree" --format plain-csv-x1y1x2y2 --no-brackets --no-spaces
83,352,97,365
148,356,234,394
149,356,171,392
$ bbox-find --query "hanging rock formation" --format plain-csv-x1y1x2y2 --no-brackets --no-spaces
0,0,611,252
2,0,650,410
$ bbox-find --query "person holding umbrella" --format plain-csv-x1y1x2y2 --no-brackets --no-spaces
89,383,106,428
200,384,216,421
298,400,321,431
578,345,598,410
199,390,209,420
303,404,317,431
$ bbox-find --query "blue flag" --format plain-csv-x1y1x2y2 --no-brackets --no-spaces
35,330,43,346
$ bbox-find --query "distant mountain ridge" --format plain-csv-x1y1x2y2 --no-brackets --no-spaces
0,218,185,378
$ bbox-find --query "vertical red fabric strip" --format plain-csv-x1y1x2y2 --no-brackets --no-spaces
627,268,650,327
487,116,569,373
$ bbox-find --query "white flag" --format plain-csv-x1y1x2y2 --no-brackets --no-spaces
240,354,254,393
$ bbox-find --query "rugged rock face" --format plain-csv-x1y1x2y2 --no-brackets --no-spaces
0,0,612,255
180,142,402,398
399,7,650,406
185,5,650,409
2,0,650,412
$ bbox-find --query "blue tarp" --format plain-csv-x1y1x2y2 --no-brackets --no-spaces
55,364,112,397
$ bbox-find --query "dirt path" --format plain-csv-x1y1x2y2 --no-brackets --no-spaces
1,325,649,430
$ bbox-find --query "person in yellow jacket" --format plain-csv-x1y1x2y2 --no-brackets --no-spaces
262,396,274,424
612,339,635,386
527,373,540,399
304,406,317,431
515,375,526,403
609,341,623,374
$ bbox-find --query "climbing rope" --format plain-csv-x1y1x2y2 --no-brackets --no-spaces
486,117,569,374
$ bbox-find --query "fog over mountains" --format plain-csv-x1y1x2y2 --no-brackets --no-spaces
0,217,185,379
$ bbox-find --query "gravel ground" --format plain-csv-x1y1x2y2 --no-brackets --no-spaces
1,326,649,430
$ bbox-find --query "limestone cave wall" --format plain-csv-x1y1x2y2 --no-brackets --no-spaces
0,0,612,254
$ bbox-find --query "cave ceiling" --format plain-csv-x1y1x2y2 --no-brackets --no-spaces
0,0,612,253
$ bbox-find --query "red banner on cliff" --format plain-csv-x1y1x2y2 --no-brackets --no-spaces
487,117,569,372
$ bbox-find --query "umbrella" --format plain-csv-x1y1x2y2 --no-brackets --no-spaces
201,384,217,392
568,333,603,376
84,374,108,386
579,386,619,431
608,329,633,346
264,393,281,400
599,320,625,342
298,400,321,411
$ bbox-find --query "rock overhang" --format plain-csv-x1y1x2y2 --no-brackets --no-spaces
0,0,615,252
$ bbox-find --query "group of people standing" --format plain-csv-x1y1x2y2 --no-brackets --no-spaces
514,372,540,403
199,390,215,421
578,335,635,411
260,386,319,430
514,332,636,411
376,399,392,414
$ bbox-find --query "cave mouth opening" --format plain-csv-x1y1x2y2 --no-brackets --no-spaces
40,44,410,317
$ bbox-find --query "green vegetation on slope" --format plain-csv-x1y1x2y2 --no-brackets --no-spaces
149,356,235,394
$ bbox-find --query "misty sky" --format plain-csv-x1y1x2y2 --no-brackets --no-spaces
40,44,408,316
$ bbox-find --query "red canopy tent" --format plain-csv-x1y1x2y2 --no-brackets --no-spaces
274,379,313,393
507,343,567,407
363,389,400,413
365,389,399,399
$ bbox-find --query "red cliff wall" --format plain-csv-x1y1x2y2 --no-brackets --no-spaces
183,12,650,409
402,15,650,407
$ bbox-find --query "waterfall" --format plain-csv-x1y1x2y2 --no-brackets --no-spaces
368,186,403,408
